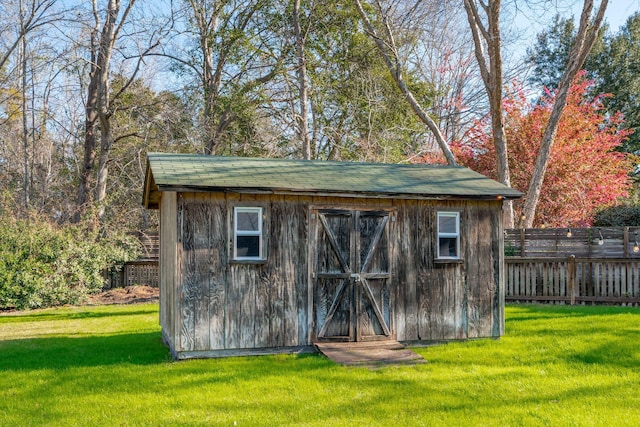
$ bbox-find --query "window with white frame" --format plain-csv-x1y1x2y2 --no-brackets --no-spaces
234,207,263,260
437,211,460,259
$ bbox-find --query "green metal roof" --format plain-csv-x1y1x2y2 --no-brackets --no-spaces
143,153,522,209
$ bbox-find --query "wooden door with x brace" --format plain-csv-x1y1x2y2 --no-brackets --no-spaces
312,209,394,342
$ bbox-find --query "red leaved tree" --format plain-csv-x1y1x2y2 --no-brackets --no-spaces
453,75,632,227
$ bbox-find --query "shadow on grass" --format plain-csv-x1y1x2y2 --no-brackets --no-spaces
0,306,158,324
507,304,640,322
2,304,638,375
0,332,172,370
563,332,640,369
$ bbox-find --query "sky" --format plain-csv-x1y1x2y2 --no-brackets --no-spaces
602,0,640,30
525,0,640,33
508,0,640,64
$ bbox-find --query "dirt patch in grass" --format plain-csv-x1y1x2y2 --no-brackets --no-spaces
87,285,159,305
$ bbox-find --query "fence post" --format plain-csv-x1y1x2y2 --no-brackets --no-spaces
624,227,629,258
568,255,576,305
120,265,126,288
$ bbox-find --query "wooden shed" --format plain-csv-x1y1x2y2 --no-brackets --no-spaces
143,153,522,359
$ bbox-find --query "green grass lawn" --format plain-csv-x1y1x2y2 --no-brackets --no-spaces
1,304,639,426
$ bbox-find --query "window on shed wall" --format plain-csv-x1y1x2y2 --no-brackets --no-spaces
437,211,460,259
234,207,263,260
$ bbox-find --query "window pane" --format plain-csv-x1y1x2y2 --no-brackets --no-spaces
236,236,260,258
237,211,260,231
439,237,458,257
438,215,457,234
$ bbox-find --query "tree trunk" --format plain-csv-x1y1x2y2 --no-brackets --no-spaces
186,0,225,155
182,0,279,155
463,0,514,228
76,0,134,223
522,0,608,228
95,115,112,221
74,7,101,223
199,11,219,154
20,18,30,212
293,0,311,160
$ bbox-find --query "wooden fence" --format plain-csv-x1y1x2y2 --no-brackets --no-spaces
505,226,640,258
506,256,640,305
105,231,159,289
505,227,640,305
106,261,159,289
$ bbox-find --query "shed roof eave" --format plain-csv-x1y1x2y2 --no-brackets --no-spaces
152,184,522,201
142,162,152,208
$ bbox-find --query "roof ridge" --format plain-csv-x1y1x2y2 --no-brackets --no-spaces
147,152,462,169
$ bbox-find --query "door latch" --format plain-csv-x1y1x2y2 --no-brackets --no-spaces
350,273,361,282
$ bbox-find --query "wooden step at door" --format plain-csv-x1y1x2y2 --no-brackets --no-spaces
315,341,426,366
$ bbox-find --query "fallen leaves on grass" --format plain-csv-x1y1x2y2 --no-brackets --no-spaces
87,285,159,305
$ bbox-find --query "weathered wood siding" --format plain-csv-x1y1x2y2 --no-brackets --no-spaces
160,192,504,357
172,193,309,356
159,192,178,353
392,199,503,342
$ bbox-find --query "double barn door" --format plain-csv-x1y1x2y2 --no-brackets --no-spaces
313,209,393,342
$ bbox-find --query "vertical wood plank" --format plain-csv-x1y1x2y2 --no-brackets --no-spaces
159,192,178,351
477,201,495,337
192,197,211,351
466,202,482,338
178,196,196,351
307,199,318,343
490,201,504,336
208,193,227,350
631,260,640,298
408,201,422,340
224,194,241,349
568,256,576,305
392,200,406,341
296,197,310,345
239,264,257,349
626,261,633,298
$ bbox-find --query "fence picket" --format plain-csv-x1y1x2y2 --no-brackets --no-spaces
506,257,640,305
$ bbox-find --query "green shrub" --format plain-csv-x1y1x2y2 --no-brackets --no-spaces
593,204,640,226
0,216,139,310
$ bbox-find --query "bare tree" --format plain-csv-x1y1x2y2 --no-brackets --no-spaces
520,0,608,228
463,0,514,227
408,3,482,144
159,0,283,155
20,10,30,210
293,0,312,159
74,0,163,223
380,1,486,159
75,0,131,222
0,0,60,213
354,0,456,165
0,0,57,72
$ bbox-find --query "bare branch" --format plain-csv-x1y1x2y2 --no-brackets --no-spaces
354,0,457,165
